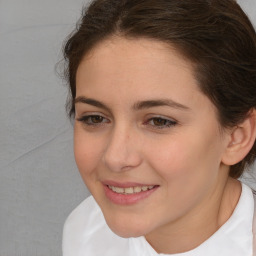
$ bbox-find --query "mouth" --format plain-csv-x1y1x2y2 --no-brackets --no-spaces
107,185,156,194
102,181,159,205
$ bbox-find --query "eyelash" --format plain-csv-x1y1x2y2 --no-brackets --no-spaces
76,115,110,126
146,117,177,129
76,115,177,130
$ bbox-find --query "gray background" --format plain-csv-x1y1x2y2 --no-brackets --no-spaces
0,0,255,255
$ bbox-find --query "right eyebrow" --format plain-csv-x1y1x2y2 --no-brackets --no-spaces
74,96,112,113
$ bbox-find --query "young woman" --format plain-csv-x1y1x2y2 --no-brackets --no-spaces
62,0,256,255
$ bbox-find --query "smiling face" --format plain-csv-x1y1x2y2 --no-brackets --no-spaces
74,36,232,239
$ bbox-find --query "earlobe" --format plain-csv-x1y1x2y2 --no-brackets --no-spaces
221,109,256,166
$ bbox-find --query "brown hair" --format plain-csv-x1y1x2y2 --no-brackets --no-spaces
62,0,256,178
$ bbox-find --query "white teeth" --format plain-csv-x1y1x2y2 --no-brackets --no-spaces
134,186,142,193
113,187,124,193
124,187,134,194
108,185,155,194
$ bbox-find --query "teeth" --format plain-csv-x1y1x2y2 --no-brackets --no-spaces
141,186,148,191
108,185,155,194
113,187,124,193
124,187,134,194
134,186,142,193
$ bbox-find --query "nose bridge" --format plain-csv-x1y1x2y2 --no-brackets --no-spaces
103,122,141,172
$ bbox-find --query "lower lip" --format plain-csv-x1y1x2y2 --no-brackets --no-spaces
103,185,159,205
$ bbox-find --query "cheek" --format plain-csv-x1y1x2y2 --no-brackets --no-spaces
146,130,222,190
73,127,104,179
143,135,222,218
145,134,194,177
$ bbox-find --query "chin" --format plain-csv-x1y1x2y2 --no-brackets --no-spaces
109,225,146,238
104,215,151,238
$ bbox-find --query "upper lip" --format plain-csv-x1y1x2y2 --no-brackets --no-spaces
102,180,158,188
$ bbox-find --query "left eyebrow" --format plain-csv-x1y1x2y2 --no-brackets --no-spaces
132,99,190,111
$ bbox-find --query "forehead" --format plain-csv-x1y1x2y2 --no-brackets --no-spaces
79,36,193,73
77,37,196,90
75,36,216,116
83,36,187,64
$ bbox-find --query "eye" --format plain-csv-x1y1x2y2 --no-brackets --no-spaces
76,115,110,126
146,117,177,129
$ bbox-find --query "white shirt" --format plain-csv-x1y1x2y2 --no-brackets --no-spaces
63,183,254,256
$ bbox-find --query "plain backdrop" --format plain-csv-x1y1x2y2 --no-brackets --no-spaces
0,0,255,255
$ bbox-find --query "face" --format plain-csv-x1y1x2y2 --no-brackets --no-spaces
74,36,230,238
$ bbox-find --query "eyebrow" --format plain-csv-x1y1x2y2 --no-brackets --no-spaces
132,99,190,111
74,96,190,112
74,97,112,113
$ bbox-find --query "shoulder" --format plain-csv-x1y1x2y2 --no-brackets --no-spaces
62,196,131,256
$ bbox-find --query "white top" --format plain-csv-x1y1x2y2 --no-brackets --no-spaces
63,183,254,256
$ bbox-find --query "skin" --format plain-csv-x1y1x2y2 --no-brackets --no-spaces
74,36,241,254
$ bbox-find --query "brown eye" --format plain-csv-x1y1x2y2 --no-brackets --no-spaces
147,117,177,129
76,115,109,126
91,115,104,123
152,118,168,126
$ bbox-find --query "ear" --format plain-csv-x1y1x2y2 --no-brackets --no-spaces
221,109,256,166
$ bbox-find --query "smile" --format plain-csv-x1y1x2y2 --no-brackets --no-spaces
103,182,159,205
107,185,155,194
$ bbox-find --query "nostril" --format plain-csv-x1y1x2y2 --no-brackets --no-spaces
103,147,142,172
102,129,142,172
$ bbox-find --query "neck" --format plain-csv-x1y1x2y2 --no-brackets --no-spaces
145,171,242,254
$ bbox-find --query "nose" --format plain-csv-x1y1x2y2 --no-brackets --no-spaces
103,125,142,172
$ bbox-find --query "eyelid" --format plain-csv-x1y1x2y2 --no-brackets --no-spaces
76,112,111,126
75,110,109,118
144,115,177,129
145,114,177,122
